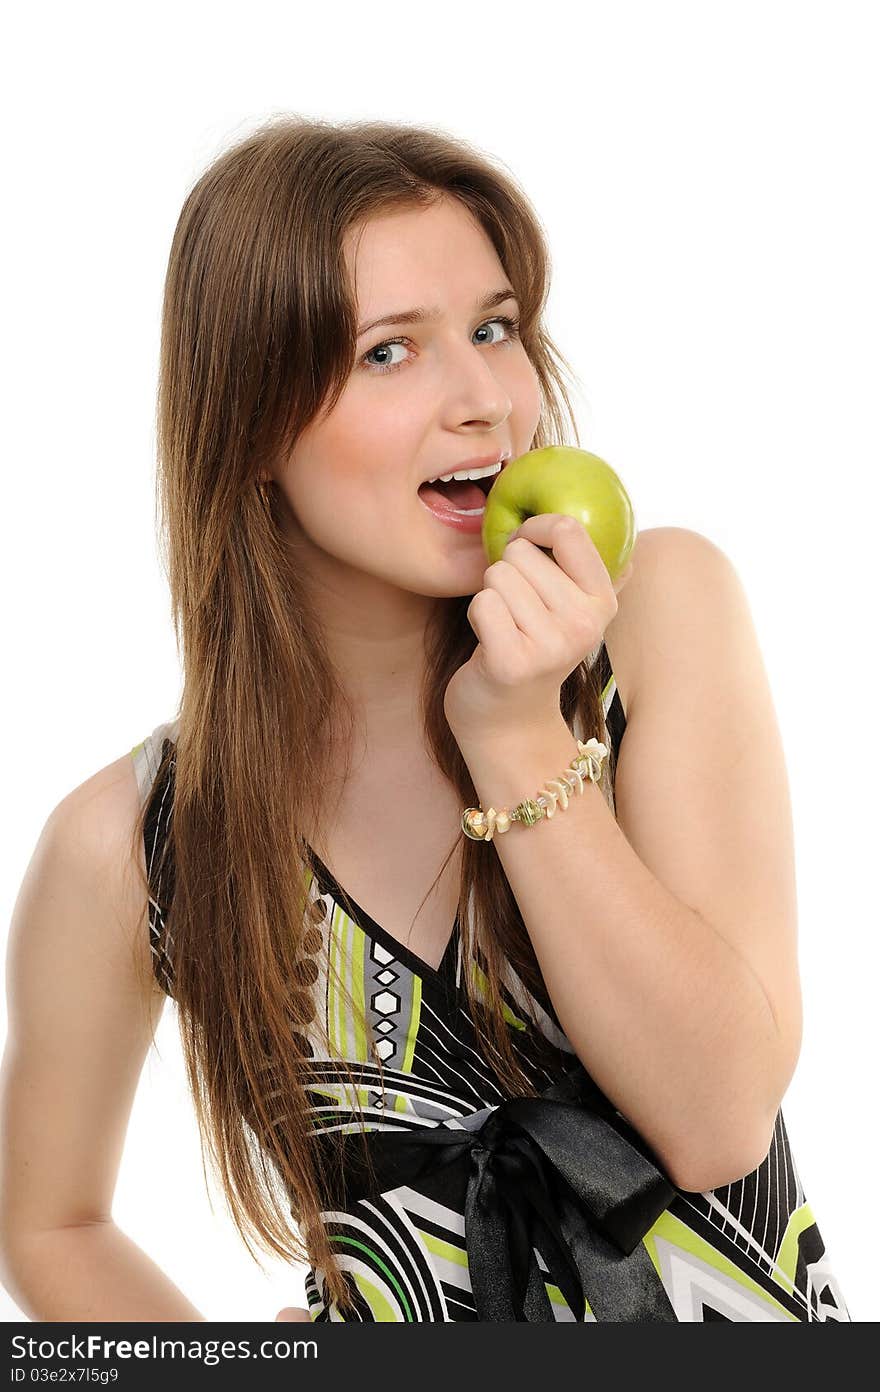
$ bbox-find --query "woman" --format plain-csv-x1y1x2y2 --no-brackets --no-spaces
0,116,850,1322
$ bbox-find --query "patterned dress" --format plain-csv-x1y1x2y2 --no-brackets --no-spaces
131,644,850,1322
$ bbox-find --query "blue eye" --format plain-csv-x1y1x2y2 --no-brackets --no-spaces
360,315,522,376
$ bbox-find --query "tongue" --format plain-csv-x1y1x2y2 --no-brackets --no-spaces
418,478,487,512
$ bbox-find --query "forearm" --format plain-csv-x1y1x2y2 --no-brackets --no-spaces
1,1221,205,1322
459,717,782,1192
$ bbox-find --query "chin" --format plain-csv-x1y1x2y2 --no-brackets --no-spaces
409,571,482,602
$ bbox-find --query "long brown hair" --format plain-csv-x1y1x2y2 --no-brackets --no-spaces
131,114,616,1317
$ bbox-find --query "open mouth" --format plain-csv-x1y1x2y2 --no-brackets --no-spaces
417,476,491,511
417,466,499,513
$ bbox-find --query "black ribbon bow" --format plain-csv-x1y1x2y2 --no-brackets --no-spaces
312,1062,679,1322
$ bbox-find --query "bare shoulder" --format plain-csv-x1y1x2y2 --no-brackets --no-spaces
42,751,154,957
49,749,144,860
5,746,163,1042
603,526,731,719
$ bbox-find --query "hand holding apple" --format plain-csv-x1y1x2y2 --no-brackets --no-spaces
443,509,634,747
481,445,637,578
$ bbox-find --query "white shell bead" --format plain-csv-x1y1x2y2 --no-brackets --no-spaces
546,777,570,810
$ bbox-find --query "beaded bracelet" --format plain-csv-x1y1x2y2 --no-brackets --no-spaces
461,737,610,842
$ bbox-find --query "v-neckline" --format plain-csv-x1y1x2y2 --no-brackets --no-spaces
302,841,460,987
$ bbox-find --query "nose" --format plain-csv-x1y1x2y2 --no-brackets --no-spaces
441,335,512,433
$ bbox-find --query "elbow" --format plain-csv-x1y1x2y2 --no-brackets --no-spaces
667,1025,797,1195
669,1114,777,1194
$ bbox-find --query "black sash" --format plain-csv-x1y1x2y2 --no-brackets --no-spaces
311,1062,679,1322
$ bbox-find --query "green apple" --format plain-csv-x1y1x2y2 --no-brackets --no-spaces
481,445,637,579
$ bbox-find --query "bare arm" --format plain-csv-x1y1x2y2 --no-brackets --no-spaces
1,1222,204,1323
0,752,205,1321
451,527,799,1192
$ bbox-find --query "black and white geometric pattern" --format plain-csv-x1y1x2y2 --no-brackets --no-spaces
131,643,850,1322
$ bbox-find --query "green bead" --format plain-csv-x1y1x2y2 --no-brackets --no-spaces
461,807,488,839
514,798,544,827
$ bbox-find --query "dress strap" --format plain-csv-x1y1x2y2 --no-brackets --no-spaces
130,718,180,811
131,721,179,997
592,642,626,773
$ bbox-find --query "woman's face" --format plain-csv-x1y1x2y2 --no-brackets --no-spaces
270,196,542,599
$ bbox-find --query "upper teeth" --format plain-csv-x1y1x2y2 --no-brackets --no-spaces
425,457,507,485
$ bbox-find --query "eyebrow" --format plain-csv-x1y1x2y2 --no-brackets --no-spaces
356,287,519,338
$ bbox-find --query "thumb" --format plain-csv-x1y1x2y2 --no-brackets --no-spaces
612,561,634,595
275,1306,311,1322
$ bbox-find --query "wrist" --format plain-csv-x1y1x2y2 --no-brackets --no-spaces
451,712,573,763
456,719,609,842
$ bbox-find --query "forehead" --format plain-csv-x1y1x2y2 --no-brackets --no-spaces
345,199,503,304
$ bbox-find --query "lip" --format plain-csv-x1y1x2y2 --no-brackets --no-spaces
418,494,486,534
420,449,511,487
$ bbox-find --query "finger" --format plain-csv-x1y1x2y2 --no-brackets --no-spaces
485,552,557,635
504,521,610,616
499,537,584,618
613,561,634,595
509,515,615,601
467,585,523,652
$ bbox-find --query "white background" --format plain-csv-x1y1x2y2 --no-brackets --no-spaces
2,0,877,1322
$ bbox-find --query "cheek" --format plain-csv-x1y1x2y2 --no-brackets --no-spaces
514,360,543,430
315,398,417,488
277,436,412,551
304,458,401,529
280,426,375,512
